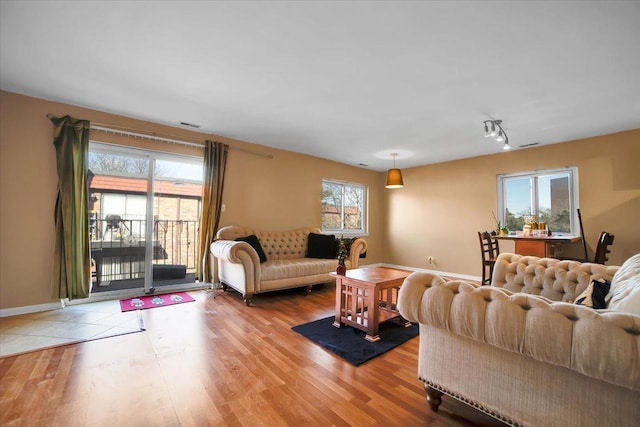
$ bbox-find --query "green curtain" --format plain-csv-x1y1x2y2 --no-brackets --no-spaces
197,141,229,283
49,114,91,300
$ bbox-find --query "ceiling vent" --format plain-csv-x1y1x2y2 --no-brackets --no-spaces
179,121,201,129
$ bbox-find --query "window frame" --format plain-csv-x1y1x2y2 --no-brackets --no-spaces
88,141,204,292
497,166,580,235
321,178,368,236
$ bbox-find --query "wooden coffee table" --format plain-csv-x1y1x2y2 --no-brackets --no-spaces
332,266,412,342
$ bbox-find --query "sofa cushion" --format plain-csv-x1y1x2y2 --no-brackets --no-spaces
574,279,611,309
261,258,337,281
607,253,640,314
235,234,267,263
307,233,337,259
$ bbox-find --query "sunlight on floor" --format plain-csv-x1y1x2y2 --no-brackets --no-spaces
0,299,144,358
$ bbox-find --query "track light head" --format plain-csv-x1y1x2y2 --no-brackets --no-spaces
483,119,510,151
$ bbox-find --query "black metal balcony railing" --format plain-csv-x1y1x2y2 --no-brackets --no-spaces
90,217,199,284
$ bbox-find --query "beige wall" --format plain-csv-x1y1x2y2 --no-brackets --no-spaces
384,129,640,276
1,90,638,310
0,91,383,309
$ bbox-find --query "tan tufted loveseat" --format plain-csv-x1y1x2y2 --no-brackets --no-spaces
210,226,367,305
398,253,640,427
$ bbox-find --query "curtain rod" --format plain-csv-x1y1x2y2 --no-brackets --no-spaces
91,124,205,148
86,121,273,159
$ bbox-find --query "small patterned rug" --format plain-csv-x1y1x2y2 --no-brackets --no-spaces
119,292,195,312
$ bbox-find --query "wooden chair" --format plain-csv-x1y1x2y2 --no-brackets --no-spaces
594,231,614,264
478,231,500,286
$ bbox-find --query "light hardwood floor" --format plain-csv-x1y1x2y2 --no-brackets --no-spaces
0,285,505,426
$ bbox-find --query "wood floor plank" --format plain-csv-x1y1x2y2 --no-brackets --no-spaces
1,284,506,426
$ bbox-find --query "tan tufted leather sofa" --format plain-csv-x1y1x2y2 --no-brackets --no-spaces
398,253,640,427
210,226,367,305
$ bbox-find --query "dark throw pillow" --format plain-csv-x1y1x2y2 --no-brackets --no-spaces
235,235,267,263
307,233,337,259
574,279,612,309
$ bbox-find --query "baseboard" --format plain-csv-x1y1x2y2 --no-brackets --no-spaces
0,282,208,316
365,262,482,283
1,266,479,317
0,301,63,318
66,282,208,305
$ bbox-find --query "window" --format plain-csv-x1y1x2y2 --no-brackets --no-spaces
497,167,579,234
322,179,367,235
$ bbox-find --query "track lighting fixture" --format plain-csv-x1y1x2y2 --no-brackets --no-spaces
483,119,510,150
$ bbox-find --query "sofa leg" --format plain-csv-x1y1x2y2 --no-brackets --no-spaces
221,283,228,291
305,285,312,294
425,385,443,412
243,294,252,306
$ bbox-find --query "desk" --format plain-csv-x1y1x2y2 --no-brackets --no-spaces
496,234,581,258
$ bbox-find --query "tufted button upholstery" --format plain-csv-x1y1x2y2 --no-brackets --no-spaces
256,228,314,260
211,225,367,304
397,256,639,426
398,272,640,391
492,253,618,302
216,226,320,261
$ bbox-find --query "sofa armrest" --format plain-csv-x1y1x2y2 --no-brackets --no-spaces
210,239,260,265
347,238,367,269
210,239,261,294
397,272,448,323
398,272,640,392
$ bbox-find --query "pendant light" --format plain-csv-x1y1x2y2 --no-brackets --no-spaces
385,153,404,189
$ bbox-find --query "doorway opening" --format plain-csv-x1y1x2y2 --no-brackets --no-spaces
88,142,203,295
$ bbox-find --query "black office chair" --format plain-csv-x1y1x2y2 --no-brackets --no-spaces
594,231,614,264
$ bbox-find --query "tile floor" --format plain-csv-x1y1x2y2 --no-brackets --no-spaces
0,299,144,357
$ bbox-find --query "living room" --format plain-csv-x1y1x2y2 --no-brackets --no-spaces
1,1,640,426
2,92,639,312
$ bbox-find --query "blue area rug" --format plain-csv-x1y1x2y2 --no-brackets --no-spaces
292,315,418,366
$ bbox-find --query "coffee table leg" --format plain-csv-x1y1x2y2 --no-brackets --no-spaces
365,286,380,341
333,277,343,328
365,333,380,342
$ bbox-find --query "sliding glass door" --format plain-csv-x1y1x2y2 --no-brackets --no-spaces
151,156,203,288
88,142,203,294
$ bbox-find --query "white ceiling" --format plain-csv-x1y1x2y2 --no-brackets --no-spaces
1,1,639,171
